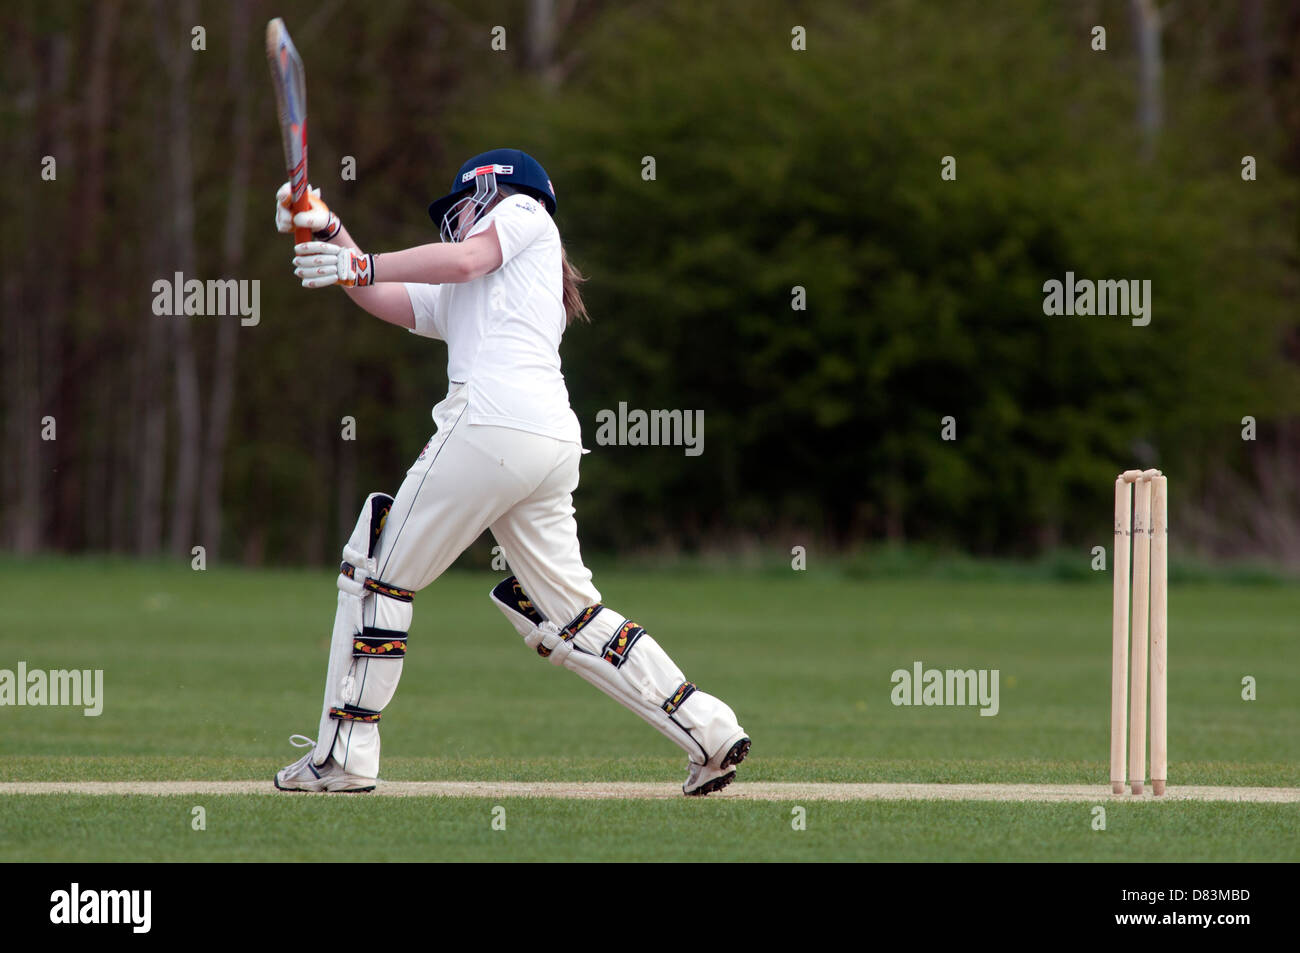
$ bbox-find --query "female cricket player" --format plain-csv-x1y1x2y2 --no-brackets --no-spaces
272,149,749,796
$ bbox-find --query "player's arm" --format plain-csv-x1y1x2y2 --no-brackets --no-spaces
368,228,503,283
292,229,501,287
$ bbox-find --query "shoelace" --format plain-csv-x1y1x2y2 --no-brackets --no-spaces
289,734,315,749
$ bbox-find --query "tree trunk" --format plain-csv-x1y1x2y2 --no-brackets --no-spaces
134,299,169,555
527,0,557,76
1130,0,1163,161
153,0,203,557
44,33,73,550
1241,0,1278,134
81,0,122,550
198,0,254,561
2,29,40,553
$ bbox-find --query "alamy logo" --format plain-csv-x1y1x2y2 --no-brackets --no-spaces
0,662,103,716
151,272,260,326
890,661,1000,716
594,402,704,457
50,883,151,933
1042,272,1152,326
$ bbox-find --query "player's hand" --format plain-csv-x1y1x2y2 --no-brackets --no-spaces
293,241,375,288
276,182,342,240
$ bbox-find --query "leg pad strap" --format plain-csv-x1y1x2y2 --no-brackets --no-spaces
330,704,382,723
353,628,407,657
341,562,414,602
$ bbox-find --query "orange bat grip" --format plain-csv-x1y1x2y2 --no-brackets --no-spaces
291,192,313,244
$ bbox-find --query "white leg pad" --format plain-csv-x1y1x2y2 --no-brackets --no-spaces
313,494,413,778
490,577,741,764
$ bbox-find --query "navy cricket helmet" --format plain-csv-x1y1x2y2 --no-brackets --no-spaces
427,148,556,242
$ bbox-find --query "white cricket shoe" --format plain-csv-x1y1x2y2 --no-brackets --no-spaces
682,730,751,797
274,735,376,793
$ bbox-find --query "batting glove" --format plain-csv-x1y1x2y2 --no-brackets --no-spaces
293,241,375,288
276,182,342,241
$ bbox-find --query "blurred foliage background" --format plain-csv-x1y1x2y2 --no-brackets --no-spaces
2,0,1298,566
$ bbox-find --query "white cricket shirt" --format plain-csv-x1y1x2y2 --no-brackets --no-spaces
403,193,581,444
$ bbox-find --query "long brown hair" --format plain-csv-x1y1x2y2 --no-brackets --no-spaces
561,245,589,326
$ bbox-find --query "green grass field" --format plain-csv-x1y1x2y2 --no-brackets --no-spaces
1,556,1297,862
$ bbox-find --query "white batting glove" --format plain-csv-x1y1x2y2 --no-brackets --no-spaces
275,182,342,240
293,241,375,288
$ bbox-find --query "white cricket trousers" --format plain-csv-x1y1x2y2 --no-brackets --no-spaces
377,384,600,621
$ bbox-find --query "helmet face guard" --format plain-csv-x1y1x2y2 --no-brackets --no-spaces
428,148,557,242
439,165,509,243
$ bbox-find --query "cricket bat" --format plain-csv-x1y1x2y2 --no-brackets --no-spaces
266,18,312,245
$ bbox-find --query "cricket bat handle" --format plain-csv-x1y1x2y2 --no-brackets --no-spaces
292,194,313,245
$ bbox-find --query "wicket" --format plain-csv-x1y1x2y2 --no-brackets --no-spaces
1110,468,1168,796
